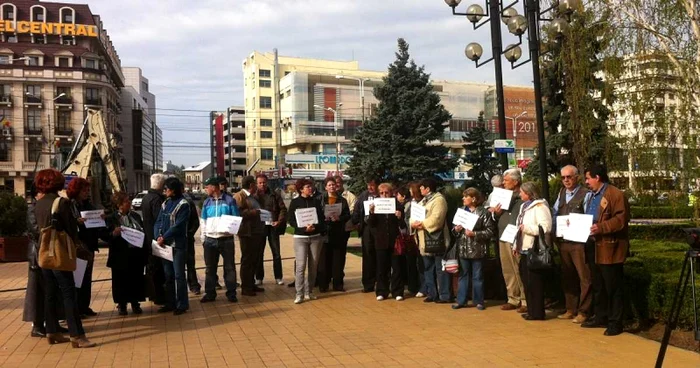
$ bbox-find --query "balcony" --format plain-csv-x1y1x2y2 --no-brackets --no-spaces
85,98,102,108
24,95,42,106
54,95,73,107
0,94,12,106
54,127,73,136
24,127,42,136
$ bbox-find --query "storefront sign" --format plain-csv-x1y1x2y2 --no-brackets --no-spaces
0,21,98,37
285,154,352,165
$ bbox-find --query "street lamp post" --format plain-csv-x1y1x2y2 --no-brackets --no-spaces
314,103,343,174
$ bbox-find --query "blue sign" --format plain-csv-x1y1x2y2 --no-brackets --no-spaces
495,147,515,153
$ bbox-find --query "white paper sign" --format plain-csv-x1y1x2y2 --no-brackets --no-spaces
80,210,105,228
295,207,319,227
260,209,272,225
410,203,426,222
121,227,145,248
152,240,173,261
453,208,479,231
324,203,342,219
373,198,396,214
216,215,242,234
499,224,519,244
489,187,514,210
556,215,570,238
363,200,373,215
73,258,88,288
563,213,594,243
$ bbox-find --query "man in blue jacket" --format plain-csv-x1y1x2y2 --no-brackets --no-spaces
199,177,240,303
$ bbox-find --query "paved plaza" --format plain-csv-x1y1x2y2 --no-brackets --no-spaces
0,235,697,367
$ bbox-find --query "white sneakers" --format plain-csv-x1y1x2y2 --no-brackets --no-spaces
415,292,425,298
276,279,284,285
396,296,404,301
304,294,317,301
294,296,303,304
376,296,385,301
254,279,263,286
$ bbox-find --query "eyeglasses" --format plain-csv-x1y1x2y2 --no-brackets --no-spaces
562,175,576,180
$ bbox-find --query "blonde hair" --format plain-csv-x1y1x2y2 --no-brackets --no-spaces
378,182,394,195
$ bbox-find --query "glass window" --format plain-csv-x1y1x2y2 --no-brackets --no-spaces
260,96,272,109
85,88,100,104
25,85,41,99
57,57,69,67
27,109,41,130
85,59,98,69
34,12,44,21
259,80,271,88
27,140,42,162
259,69,271,78
57,109,71,130
260,119,272,127
261,131,273,139
63,13,73,23
0,55,9,64
27,56,40,66
0,140,9,161
261,148,273,160
57,86,71,97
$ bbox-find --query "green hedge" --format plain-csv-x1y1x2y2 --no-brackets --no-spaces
630,206,694,219
628,223,691,241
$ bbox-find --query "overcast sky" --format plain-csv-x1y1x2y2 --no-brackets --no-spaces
72,0,534,167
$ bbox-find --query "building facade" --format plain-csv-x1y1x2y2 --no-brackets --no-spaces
210,106,245,186
0,0,124,196
119,67,161,193
183,161,210,192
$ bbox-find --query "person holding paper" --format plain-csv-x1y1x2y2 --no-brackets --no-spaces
199,177,240,303
396,185,422,296
552,165,592,324
255,174,288,286
580,164,630,337
154,177,191,315
66,178,100,318
142,174,167,306
451,188,495,310
515,182,553,321
233,176,267,297
492,169,527,313
484,174,504,210
288,178,326,304
351,177,380,293
367,183,405,301
104,192,147,316
318,178,351,292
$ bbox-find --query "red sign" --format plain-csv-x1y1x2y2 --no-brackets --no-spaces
517,159,533,169
214,115,225,177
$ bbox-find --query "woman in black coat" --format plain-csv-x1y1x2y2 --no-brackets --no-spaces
104,192,147,315
318,178,351,292
367,183,405,301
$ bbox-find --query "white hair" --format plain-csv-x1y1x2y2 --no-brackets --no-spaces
503,169,522,184
150,173,165,190
561,165,579,175
490,174,503,187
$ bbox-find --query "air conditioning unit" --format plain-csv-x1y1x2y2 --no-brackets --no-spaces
1,127,10,137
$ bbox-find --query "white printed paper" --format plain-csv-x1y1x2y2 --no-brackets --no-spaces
410,203,426,222
556,215,570,238
73,258,88,288
499,224,519,244
152,240,173,261
453,208,479,231
121,227,145,248
489,187,514,210
260,209,272,225
216,215,242,234
295,207,319,227
563,213,594,243
80,210,105,229
373,198,396,214
324,203,342,219
363,200,373,215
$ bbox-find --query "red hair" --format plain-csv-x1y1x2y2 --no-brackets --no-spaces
295,179,313,194
35,169,65,194
66,177,90,199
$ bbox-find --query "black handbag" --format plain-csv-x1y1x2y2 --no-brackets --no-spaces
423,229,447,254
527,225,554,270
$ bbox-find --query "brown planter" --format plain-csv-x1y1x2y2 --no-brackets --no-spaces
0,236,29,262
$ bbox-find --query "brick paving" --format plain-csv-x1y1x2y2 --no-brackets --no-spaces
0,235,697,367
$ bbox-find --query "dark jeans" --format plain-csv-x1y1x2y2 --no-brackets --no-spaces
203,236,237,299
319,232,350,290
423,255,451,301
361,228,377,291
520,255,545,319
457,258,484,306
77,252,94,313
187,236,201,291
163,247,189,310
592,263,624,328
376,249,405,298
256,226,283,281
43,269,85,337
239,235,264,292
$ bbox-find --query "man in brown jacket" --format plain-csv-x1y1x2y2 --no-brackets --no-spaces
581,164,630,337
233,176,266,296
255,174,287,286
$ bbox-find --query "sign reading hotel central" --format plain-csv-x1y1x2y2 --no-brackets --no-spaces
0,21,98,37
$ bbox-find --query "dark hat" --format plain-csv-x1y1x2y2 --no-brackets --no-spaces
204,177,220,186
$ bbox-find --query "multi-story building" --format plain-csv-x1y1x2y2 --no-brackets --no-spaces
183,161,210,192
119,67,161,193
210,106,245,186
0,0,124,196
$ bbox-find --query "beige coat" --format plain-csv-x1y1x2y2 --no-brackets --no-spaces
517,199,552,251
416,192,450,254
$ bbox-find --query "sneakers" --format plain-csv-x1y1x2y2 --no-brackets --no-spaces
294,296,304,304
376,296,385,301
476,304,485,310
558,311,575,320
415,292,425,298
255,279,263,286
276,279,284,285
573,313,588,324
395,296,404,301
304,293,317,301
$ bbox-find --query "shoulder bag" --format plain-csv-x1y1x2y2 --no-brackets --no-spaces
38,198,78,272
527,225,554,270
423,229,447,254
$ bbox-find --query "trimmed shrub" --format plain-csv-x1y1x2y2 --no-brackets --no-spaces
630,206,693,219
628,224,691,241
0,192,28,237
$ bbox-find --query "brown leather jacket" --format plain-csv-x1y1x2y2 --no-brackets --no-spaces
593,184,630,265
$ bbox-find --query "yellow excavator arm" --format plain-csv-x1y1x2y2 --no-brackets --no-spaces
62,109,125,193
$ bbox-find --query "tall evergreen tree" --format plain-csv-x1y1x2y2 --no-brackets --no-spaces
346,38,456,192
462,111,499,194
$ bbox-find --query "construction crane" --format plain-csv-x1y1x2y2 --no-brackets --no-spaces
62,109,126,195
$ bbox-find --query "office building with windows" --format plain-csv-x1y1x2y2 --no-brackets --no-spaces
210,106,245,186
0,0,124,196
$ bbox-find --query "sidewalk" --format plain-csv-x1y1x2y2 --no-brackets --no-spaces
0,235,696,367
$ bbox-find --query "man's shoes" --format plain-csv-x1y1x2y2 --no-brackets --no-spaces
241,290,256,297
191,288,201,296
581,319,607,328
523,315,545,321
82,309,98,317
173,309,187,316
31,326,47,338
215,283,223,290
516,306,528,314
118,305,128,316
604,326,623,336
423,297,435,303
558,311,575,320
200,296,216,303
362,288,374,293
333,287,346,292
287,281,296,287
253,286,265,292
157,306,174,313
500,303,517,311
452,304,466,310
435,299,450,304
276,279,284,285
319,287,329,293
132,303,143,315
573,313,588,324
227,296,238,303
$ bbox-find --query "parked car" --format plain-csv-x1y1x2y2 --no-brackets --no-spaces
131,191,147,209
